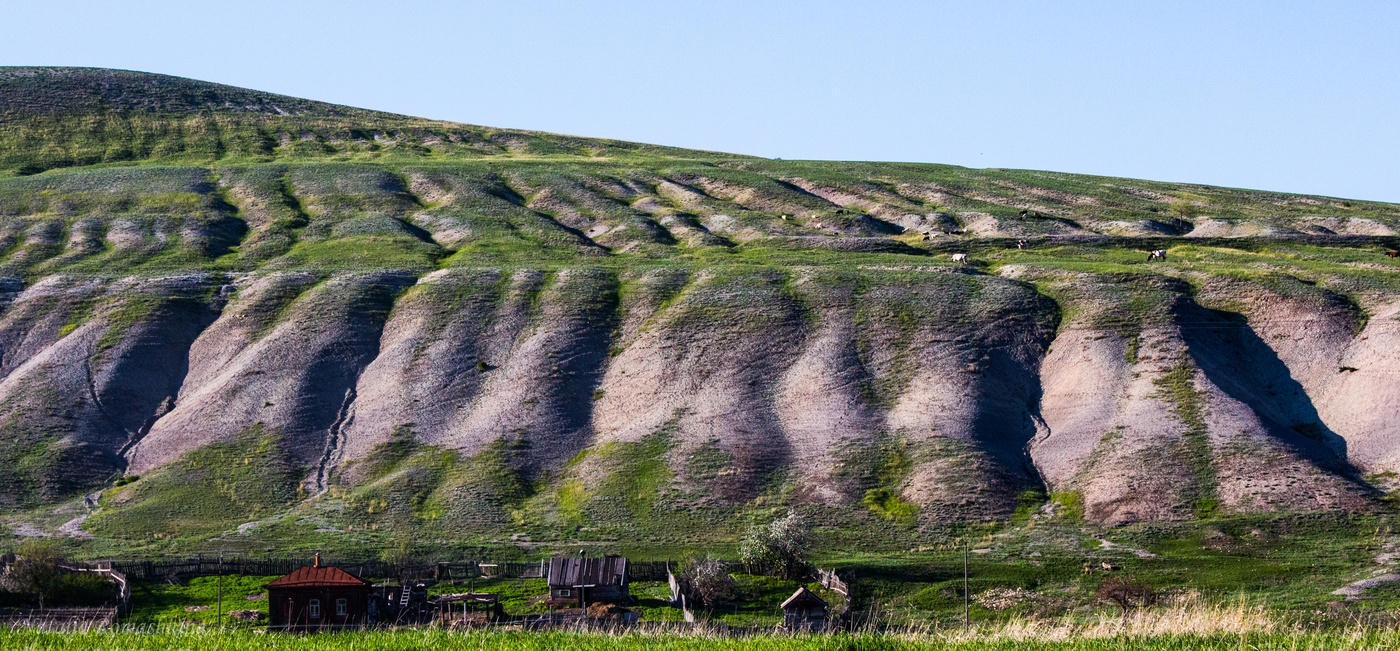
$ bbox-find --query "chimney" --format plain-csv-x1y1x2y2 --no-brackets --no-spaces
313,553,322,568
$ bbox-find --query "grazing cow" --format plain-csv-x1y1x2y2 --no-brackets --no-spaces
951,253,969,264
1147,249,1167,261
1388,250,1399,258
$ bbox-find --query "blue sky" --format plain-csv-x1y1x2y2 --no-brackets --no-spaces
2,0,1397,201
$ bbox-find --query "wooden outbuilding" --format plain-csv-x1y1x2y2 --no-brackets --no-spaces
545,555,631,608
265,555,374,631
435,592,503,627
780,586,828,631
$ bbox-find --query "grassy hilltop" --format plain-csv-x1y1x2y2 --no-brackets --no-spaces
0,67,1399,566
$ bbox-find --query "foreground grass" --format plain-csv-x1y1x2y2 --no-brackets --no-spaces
9,630,1400,650
3,599,1397,650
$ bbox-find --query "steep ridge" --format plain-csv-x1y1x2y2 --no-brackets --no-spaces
867,270,1058,522
437,268,617,471
1318,300,1400,475
0,274,219,506
591,268,809,504
333,268,506,470
1192,276,1400,478
126,271,414,474
774,273,883,505
1028,270,1375,523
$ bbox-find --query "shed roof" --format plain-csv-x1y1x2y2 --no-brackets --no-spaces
435,592,499,604
266,565,373,589
781,587,826,610
547,555,629,587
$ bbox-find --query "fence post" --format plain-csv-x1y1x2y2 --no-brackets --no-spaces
962,538,969,632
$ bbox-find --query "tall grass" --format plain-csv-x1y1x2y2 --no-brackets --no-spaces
915,593,1275,642
4,599,1400,651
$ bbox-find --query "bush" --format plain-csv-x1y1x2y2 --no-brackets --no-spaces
678,556,735,609
1095,575,1158,614
48,573,115,607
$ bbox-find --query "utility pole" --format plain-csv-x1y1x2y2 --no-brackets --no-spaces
217,552,223,628
962,537,969,632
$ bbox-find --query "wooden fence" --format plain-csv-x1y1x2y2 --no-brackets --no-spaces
814,567,850,599
58,565,130,614
0,607,118,630
72,557,675,583
665,566,696,623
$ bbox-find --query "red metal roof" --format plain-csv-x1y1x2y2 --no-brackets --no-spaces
266,565,373,588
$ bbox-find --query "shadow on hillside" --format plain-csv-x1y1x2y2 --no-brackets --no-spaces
1178,302,1364,482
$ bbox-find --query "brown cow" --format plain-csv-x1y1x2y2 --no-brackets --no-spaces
1388,250,1399,258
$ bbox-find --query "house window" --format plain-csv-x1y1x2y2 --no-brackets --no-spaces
336,598,347,616
558,589,571,597
308,599,321,618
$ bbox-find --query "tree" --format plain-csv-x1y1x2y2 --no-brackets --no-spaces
1167,196,1203,231
738,511,811,579
678,555,735,609
2,540,64,608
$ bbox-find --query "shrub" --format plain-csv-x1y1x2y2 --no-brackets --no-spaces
1095,575,1158,614
678,555,735,609
48,572,115,607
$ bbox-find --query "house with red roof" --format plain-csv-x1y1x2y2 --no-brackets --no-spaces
265,554,374,631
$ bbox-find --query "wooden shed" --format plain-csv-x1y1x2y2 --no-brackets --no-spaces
545,555,631,608
780,586,827,631
265,555,374,631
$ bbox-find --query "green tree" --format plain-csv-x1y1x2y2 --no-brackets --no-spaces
1168,196,1204,229
2,540,64,608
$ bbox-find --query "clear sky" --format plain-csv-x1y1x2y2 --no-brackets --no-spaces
2,0,1397,202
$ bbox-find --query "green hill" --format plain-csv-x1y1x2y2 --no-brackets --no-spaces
1,67,1399,558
